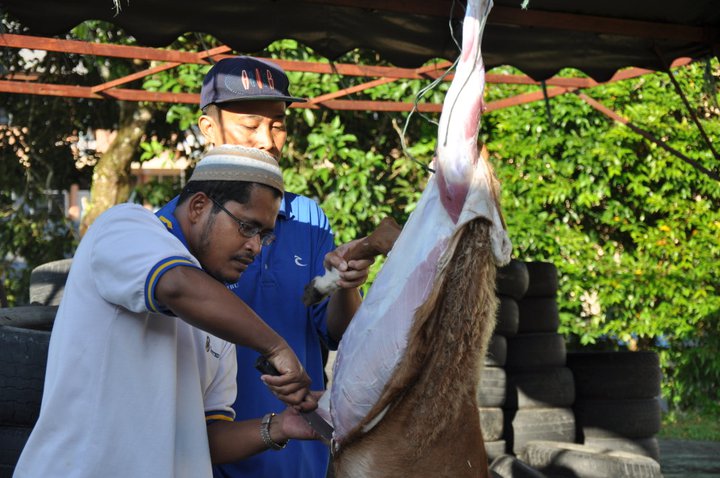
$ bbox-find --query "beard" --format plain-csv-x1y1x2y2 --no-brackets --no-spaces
196,213,230,283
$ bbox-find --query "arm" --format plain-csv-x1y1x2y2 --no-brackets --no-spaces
324,218,402,342
324,243,372,343
156,265,314,408
207,406,319,464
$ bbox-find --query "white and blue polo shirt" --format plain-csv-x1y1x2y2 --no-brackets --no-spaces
15,203,237,478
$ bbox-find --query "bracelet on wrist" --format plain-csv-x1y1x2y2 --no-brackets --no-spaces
260,412,288,450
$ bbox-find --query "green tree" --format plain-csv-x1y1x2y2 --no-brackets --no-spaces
2,13,718,413
483,61,720,412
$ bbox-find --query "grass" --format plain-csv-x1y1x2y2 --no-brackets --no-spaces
659,409,720,441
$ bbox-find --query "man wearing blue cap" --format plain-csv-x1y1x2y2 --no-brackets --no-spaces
198,56,372,478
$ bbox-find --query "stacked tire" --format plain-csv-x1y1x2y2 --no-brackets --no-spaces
0,258,66,476
567,351,663,462
520,440,662,478
504,262,576,455
0,325,50,477
479,259,528,461
28,258,73,306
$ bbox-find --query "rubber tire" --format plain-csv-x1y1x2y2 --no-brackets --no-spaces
0,426,31,474
0,306,57,331
479,407,504,442
517,298,559,334
567,351,661,399
484,334,507,367
575,398,661,439
489,454,548,478
584,436,660,461
505,367,575,409
0,326,50,426
29,258,73,306
506,333,566,370
496,260,529,300
506,408,576,455
523,262,558,298
495,297,520,337
478,366,507,407
520,440,662,478
484,440,507,462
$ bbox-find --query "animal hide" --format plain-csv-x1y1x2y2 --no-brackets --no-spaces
323,0,511,475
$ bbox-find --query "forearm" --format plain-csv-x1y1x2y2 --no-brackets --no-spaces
156,266,283,356
207,418,287,464
326,286,362,343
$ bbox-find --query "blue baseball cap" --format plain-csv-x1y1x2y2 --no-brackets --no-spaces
200,56,306,110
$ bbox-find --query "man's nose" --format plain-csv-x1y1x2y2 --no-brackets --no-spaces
244,233,263,255
255,125,275,151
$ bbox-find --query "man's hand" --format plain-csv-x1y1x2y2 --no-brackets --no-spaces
260,345,316,412
324,238,375,289
273,392,326,441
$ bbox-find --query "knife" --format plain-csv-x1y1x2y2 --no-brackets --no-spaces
254,356,334,443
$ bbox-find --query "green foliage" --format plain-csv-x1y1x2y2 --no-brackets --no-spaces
132,177,185,209
660,408,720,441
483,61,720,412
2,12,718,412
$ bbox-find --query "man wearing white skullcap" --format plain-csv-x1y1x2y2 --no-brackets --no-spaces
14,145,319,478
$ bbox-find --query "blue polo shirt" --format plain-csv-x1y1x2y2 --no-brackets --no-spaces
206,192,335,478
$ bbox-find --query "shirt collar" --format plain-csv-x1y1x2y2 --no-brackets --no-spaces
278,192,293,221
155,196,190,250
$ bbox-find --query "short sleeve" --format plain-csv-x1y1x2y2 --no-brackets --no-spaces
89,204,201,314
204,339,238,422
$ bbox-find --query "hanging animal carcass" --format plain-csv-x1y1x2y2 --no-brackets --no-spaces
320,0,512,476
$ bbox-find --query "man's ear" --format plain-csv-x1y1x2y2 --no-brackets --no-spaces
198,115,217,147
187,192,211,224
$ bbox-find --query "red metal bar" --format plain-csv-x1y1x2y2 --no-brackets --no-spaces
308,60,457,103
0,33,210,64
307,78,398,104
577,92,719,181
293,99,443,112
91,63,181,93
484,87,574,112
0,80,446,111
90,45,232,93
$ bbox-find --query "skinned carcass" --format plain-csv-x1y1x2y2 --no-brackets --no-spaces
322,0,512,476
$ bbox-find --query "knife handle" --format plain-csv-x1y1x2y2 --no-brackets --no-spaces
255,356,281,376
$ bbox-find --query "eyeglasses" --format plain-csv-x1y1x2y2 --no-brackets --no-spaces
209,197,276,246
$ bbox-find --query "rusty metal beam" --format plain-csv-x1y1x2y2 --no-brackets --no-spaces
0,80,199,103
0,77,574,113
307,60,456,103
0,79,445,111
91,63,181,94
297,99,443,113
0,33,212,64
0,34,455,80
0,33,694,93
485,86,575,112
307,78,398,105
91,45,231,93
577,92,719,181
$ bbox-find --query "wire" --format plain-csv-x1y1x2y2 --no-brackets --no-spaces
397,0,493,172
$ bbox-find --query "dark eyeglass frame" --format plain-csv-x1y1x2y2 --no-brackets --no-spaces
209,197,276,246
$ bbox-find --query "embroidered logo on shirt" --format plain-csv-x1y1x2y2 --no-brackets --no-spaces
205,336,220,358
294,255,308,267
